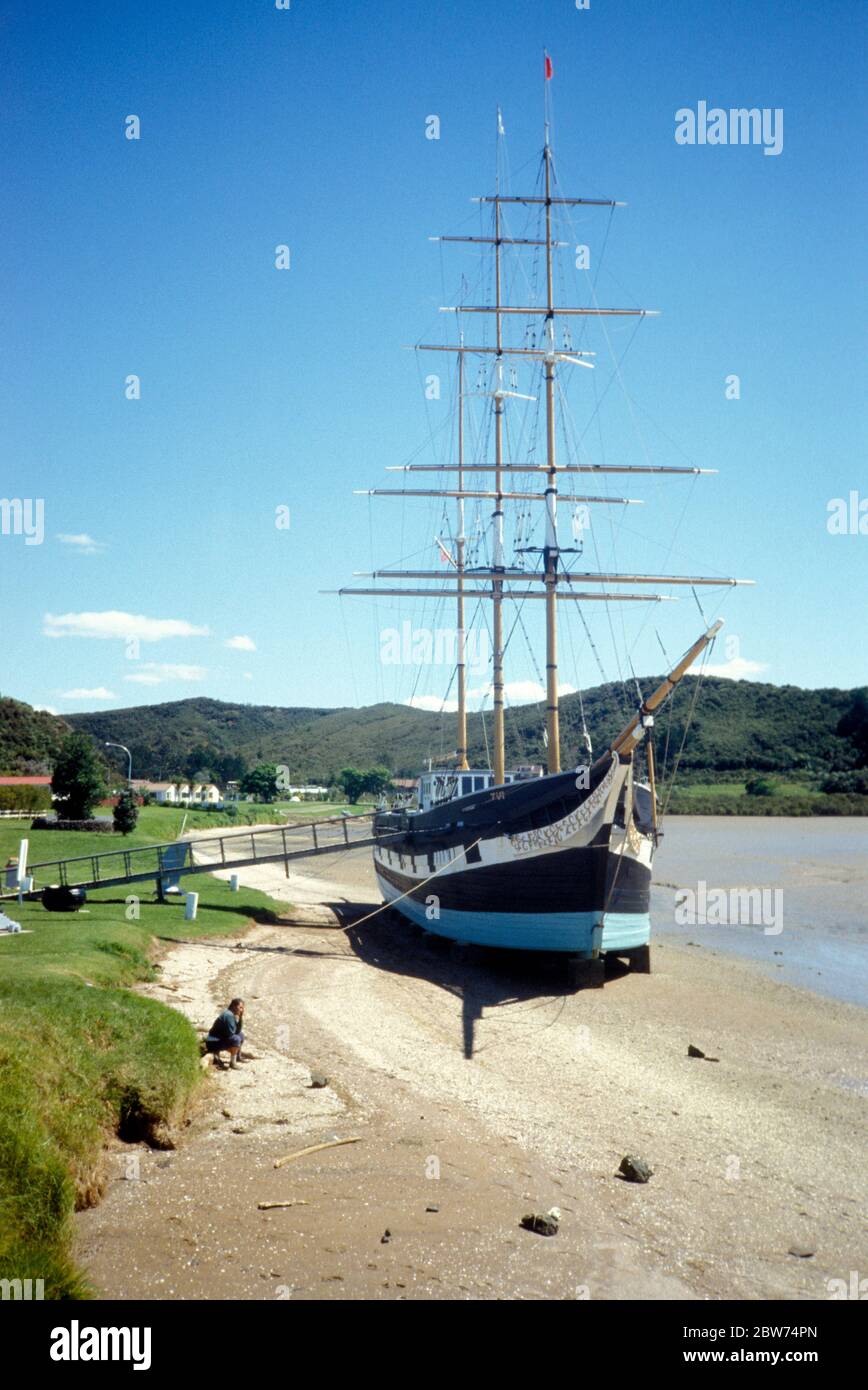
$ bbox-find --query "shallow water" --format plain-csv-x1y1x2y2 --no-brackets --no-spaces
651,817,868,1008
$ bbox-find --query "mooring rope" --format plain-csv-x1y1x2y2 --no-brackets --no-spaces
336,831,489,933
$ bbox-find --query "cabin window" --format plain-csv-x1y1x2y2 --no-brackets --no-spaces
474,776,485,791
464,842,482,864
461,776,472,795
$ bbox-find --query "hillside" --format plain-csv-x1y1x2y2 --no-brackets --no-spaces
51,680,868,787
0,697,71,774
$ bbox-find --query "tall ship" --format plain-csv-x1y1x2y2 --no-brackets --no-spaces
336,65,750,969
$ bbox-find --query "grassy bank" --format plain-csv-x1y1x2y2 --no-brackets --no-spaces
663,780,868,815
0,822,289,1299
131,802,368,835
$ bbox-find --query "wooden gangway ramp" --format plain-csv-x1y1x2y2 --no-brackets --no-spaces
1,813,394,900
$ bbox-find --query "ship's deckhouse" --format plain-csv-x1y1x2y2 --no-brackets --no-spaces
417,766,545,811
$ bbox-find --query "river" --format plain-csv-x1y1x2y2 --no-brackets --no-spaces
651,816,868,1009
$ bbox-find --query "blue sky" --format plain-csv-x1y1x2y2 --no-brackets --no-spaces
1,0,865,725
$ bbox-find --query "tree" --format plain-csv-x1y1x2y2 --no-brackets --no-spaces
185,744,217,780
338,768,367,804
837,690,868,767
213,751,248,784
0,784,51,813
51,732,106,820
113,790,139,836
745,775,776,797
337,767,393,803
239,763,279,803
362,767,393,798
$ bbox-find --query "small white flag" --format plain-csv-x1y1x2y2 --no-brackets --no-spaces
436,536,456,568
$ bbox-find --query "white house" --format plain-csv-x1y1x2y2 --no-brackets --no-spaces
131,781,223,806
191,783,222,805
130,780,179,804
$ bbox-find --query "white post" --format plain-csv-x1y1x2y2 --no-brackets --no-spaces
230,874,239,892
16,839,28,887
184,892,199,921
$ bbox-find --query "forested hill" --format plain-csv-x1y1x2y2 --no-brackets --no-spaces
0,698,72,774
35,681,867,785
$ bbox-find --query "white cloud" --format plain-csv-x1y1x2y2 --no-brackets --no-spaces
34,704,58,715
243,672,254,681
61,687,116,700
407,680,576,714
467,680,578,706
406,695,458,713
56,533,106,555
225,635,256,651
124,663,207,686
701,657,768,681
43,611,209,641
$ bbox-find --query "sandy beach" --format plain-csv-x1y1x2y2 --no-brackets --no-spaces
74,838,868,1301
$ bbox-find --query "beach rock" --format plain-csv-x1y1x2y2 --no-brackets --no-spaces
618,1154,653,1184
788,1245,815,1259
309,1071,329,1089
520,1207,560,1236
380,1229,391,1244
687,1043,706,1058
425,1205,440,1213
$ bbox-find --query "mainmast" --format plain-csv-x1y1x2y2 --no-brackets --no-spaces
542,125,560,773
456,342,469,770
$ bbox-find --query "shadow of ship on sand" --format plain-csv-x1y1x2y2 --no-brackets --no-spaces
322,900,631,1061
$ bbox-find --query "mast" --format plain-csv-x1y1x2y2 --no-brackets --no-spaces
492,127,506,785
542,124,560,773
456,342,469,770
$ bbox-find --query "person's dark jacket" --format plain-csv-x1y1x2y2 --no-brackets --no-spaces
207,1008,241,1043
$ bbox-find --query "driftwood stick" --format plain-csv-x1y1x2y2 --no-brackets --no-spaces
257,1200,309,1210
273,1136,363,1169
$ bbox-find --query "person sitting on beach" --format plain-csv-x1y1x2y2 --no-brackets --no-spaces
206,998,246,1070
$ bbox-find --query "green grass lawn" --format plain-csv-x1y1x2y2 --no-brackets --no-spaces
663,783,868,815
130,801,370,836
669,779,817,799
0,822,290,1299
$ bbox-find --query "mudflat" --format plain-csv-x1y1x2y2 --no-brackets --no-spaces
74,844,868,1301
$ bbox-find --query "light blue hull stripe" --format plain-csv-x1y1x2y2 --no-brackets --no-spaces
600,913,651,953
388,892,650,955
